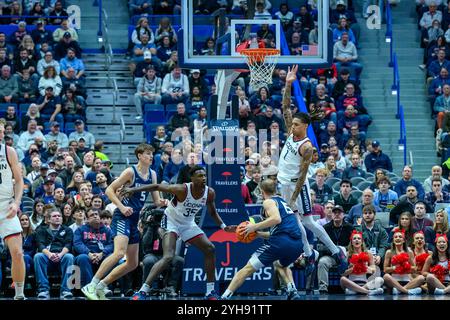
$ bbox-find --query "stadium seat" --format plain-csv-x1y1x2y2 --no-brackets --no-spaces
357,180,372,191
144,110,165,123
350,190,363,200
0,103,10,118
376,211,391,228
332,181,341,193
165,103,178,119
350,176,366,187
434,203,450,212
65,122,76,135
19,103,30,115
144,103,164,113
325,177,341,188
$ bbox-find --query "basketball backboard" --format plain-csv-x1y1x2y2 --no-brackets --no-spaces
179,0,332,69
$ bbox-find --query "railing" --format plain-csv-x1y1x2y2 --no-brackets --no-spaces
112,79,118,123
398,105,407,166
119,116,126,163
386,3,407,166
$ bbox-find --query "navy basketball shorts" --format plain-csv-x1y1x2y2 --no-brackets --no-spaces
249,236,303,270
111,212,140,245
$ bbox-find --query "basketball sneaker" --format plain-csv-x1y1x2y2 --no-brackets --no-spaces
81,283,99,300
407,288,422,295
345,288,357,295
332,247,348,275
434,288,445,295
305,250,318,278
131,291,151,301
368,288,384,295
204,290,220,300
287,290,303,300
96,286,110,300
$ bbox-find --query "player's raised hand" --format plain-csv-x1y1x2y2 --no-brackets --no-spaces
120,206,134,217
6,202,19,219
286,65,298,84
224,225,237,233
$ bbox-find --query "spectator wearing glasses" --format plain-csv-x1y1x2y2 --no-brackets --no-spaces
73,208,113,287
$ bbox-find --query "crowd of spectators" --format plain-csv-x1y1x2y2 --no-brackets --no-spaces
2,0,450,298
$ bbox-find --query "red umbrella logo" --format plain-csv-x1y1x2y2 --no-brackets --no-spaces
221,171,232,182
223,147,232,153
222,199,233,210
209,230,238,267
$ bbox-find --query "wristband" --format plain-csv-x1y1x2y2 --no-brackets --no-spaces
220,223,226,230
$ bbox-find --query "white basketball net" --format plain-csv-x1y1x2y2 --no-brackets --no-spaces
242,49,280,91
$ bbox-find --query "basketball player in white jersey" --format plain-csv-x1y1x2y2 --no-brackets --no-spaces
121,166,236,300
278,65,347,273
0,120,26,300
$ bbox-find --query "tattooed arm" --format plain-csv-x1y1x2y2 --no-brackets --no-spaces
289,141,314,209
282,65,298,133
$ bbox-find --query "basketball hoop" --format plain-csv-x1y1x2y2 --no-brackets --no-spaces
240,48,280,91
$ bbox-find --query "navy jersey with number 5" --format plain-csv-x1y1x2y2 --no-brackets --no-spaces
121,165,153,221
263,196,302,240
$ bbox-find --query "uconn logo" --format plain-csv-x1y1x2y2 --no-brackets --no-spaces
284,141,298,156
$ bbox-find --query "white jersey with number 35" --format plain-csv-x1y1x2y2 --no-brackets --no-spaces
277,135,310,184
165,183,208,224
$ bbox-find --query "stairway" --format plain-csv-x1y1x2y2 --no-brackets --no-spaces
69,0,130,50
357,4,436,182
83,52,143,176
67,0,141,176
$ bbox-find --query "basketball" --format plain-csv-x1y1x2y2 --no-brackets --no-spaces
236,221,257,243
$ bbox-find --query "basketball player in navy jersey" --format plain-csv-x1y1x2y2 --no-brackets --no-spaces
121,165,236,300
82,143,166,300
278,65,347,274
221,179,303,300
0,120,26,300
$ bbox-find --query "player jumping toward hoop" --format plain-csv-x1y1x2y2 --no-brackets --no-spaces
121,165,236,300
221,179,304,300
81,143,165,300
0,120,26,300
278,65,347,273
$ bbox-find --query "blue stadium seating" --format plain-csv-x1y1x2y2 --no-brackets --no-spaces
19,103,30,116
65,122,76,135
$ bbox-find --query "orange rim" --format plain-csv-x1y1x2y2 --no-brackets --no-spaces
240,48,280,64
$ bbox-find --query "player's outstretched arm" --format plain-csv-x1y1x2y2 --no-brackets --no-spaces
245,199,281,236
121,183,186,199
281,65,298,132
206,188,237,232
289,142,313,209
